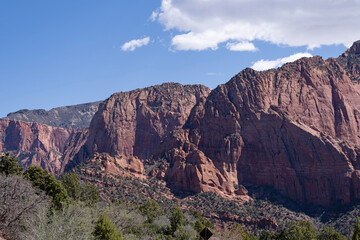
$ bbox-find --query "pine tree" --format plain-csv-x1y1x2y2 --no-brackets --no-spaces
24,165,69,209
170,205,185,234
139,199,164,223
353,217,360,240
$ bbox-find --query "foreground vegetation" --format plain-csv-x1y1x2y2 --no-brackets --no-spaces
1,153,360,239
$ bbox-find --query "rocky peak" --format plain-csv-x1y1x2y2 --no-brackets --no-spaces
348,40,360,55
336,40,360,82
158,49,360,206
82,83,210,161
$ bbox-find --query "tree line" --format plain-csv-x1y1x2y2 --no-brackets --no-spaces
2,153,360,240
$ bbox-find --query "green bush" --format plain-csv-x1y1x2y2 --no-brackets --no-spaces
0,153,23,175
24,165,69,209
169,206,185,235
93,214,122,240
139,199,164,223
61,173,99,204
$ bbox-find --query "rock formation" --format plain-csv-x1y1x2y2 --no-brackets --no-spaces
0,119,81,173
0,83,211,176
82,82,210,161
6,101,101,129
158,41,360,206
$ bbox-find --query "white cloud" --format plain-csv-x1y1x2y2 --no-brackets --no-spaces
226,41,258,52
150,10,159,22
251,52,313,71
156,0,360,51
121,37,150,51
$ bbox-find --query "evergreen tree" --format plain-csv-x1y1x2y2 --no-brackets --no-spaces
80,182,99,205
353,217,360,240
259,230,273,240
61,172,99,204
24,165,69,209
318,226,346,240
0,153,23,175
139,199,164,223
61,173,81,200
93,214,122,240
274,221,316,240
170,205,185,235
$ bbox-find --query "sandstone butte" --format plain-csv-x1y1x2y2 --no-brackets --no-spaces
2,41,360,207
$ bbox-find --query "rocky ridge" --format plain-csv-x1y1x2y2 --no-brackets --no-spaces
6,101,101,129
73,83,210,164
0,118,80,173
157,41,360,206
0,83,211,176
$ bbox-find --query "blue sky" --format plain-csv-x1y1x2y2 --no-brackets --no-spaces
1,0,358,118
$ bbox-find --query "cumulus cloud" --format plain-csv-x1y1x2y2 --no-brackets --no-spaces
155,0,360,51
121,37,150,51
251,52,313,71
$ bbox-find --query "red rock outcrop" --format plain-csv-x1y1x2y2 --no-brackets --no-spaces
0,83,210,176
83,83,210,161
0,119,82,174
85,152,146,180
158,42,360,206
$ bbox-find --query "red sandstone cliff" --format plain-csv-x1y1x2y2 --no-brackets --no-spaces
82,82,210,161
0,119,81,174
0,83,210,176
158,41,360,206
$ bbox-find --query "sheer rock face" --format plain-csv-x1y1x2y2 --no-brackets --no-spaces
159,43,360,206
5,101,101,129
0,119,81,174
84,83,211,160
0,83,210,177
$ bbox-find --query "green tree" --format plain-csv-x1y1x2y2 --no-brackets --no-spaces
259,230,273,240
93,214,122,240
61,173,81,200
0,153,23,175
318,226,346,240
275,221,316,240
170,206,185,235
80,182,99,204
353,217,360,240
139,199,164,223
189,209,214,230
24,165,69,209
193,219,205,233
61,172,99,204
174,227,191,240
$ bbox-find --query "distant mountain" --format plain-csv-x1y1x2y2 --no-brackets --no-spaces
5,101,101,129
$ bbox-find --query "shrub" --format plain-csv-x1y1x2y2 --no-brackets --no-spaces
93,214,122,240
0,153,23,176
